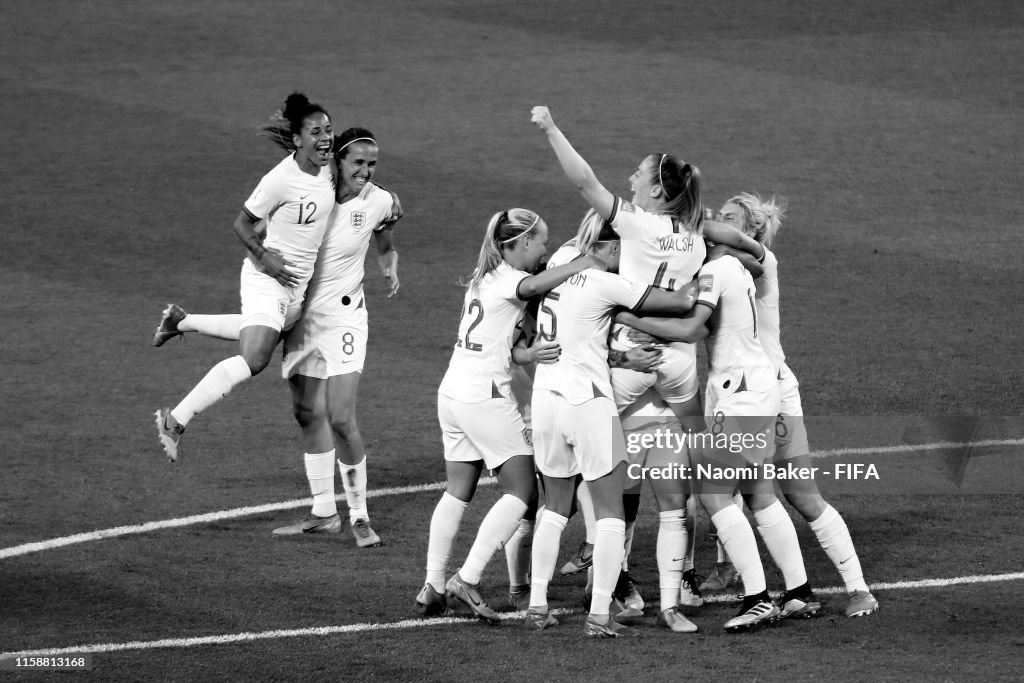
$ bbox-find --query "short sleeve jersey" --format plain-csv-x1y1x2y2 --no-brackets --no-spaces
303,182,395,316
609,197,707,290
533,269,652,404
243,155,336,283
752,248,784,375
438,263,530,402
696,255,776,392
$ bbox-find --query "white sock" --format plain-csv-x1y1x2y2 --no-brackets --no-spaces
505,518,534,588
683,496,696,572
459,495,528,585
179,314,242,341
171,355,251,426
590,518,626,617
754,500,807,591
304,450,337,517
621,520,635,571
712,505,766,596
425,492,467,592
810,504,869,593
529,511,568,610
578,481,596,544
339,457,368,523
657,509,686,609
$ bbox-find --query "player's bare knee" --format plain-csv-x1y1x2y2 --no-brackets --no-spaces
785,491,826,521
292,401,322,431
242,349,273,375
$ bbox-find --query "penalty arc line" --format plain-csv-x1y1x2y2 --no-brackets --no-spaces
1,571,1022,660
1,437,1021,561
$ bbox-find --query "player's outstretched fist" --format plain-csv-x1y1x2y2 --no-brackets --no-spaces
531,106,555,131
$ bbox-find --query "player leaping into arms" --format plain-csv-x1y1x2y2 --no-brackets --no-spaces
711,193,878,618
417,209,603,622
524,212,700,638
152,127,401,548
154,92,335,462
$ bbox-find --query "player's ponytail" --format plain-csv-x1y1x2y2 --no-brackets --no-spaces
465,209,543,292
260,92,330,152
760,196,786,248
654,154,703,233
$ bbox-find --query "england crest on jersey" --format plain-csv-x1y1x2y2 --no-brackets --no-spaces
351,211,366,230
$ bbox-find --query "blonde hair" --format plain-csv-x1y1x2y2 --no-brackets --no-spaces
574,208,617,253
465,208,544,291
725,193,786,248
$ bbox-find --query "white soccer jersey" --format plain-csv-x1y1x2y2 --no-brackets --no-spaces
753,248,785,375
303,182,395,315
609,197,706,291
243,154,335,284
546,240,580,269
438,262,531,403
696,255,776,393
533,269,652,405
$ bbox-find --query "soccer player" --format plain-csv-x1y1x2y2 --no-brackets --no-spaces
417,209,603,622
152,127,401,548
523,212,699,638
616,245,803,631
270,128,399,547
619,389,701,633
712,193,878,618
154,93,335,462
531,106,763,608
531,105,762,433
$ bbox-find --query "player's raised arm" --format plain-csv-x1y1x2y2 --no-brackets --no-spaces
531,106,616,219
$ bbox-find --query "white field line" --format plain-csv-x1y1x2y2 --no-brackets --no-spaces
0,477,491,560
1,438,1021,560
1,571,1022,660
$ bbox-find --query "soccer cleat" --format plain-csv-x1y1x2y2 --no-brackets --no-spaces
153,303,187,347
154,407,185,462
680,569,705,608
585,584,634,619
583,615,638,638
845,590,879,618
272,513,342,536
559,541,594,575
351,518,382,547
657,606,699,633
778,584,822,619
614,570,645,617
723,596,780,632
523,607,558,631
445,573,501,624
416,584,448,617
700,561,740,592
508,584,529,611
